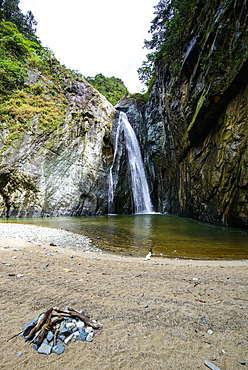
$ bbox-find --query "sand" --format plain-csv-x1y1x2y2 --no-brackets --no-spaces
0,224,247,370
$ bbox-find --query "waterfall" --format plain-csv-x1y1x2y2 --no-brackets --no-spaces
108,111,153,214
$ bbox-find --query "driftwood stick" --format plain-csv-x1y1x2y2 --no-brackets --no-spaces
23,323,37,337
8,322,36,341
54,308,102,329
36,308,53,347
51,313,71,318
68,307,102,329
53,328,59,347
50,317,64,326
7,331,24,342
37,323,51,347
27,307,53,341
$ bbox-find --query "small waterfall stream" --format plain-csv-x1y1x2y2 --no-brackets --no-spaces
108,111,153,214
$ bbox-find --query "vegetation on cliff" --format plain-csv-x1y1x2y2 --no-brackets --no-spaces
0,0,128,155
139,0,248,88
0,0,38,41
0,18,70,153
85,74,128,105
0,1,126,157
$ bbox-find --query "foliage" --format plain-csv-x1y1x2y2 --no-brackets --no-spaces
0,20,42,95
85,73,128,105
137,53,156,87
0,0,38,42
0,18,69,153
138,0,198,86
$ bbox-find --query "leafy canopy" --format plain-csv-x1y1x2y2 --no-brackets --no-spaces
85,74,129,105
138,0,198,86
0,0,38,42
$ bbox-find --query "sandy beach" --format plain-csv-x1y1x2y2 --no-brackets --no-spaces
0,223,247,369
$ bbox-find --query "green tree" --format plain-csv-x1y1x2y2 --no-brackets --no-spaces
85,73,128,105
0,0,37,41
138,0,198,86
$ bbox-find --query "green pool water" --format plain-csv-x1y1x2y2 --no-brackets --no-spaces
3,214,248,259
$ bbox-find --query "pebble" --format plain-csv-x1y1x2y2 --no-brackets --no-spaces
64,332,76,344
46,331,54,342
22,319,37,331
66,322,76,329
52,342,65,355
0,223,100,252
37,342,52,355
20,307,101,355
84,326,93,334
76,321,85,328
207,329,214,335
77,331,87,341
86,333,94,342
204,360,221,370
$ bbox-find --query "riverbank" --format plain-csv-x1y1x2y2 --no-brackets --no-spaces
0,223,247,369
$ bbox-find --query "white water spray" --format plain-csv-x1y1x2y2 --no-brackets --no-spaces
108,112,153,214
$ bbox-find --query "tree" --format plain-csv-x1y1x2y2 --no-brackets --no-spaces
138,0,198,85
85,74,129,105
0,0,37,41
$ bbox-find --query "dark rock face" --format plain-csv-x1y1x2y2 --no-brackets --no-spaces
115,1,247,228
0,77,115,217
143,0,248,228
0,1,247,226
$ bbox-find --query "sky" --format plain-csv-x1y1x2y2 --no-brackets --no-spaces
19,0,158,93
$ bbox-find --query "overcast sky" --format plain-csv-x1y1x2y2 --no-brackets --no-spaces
19,0,158,93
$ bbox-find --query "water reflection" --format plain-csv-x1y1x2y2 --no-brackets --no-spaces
2,214,248,259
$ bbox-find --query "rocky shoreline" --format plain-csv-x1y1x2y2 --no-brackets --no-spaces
0,223,101,252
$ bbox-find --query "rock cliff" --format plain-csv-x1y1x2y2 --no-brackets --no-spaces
0,1,247,228
0,66,114,217
117,0,248,228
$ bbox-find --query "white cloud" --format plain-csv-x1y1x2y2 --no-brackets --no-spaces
19,0,157,92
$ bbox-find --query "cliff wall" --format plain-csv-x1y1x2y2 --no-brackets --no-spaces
143,0,248,228
0,66,114,217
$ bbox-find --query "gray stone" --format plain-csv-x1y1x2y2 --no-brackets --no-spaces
86,333,94,342
46,331,54,342
37,342,52,355
77,330,87,341
52,342,65,355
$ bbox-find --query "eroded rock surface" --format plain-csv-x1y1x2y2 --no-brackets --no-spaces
0,75,114,217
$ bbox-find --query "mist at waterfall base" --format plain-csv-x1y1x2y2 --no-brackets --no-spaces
108,112,153,215
4,214,248,259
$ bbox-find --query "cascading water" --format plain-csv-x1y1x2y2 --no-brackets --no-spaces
108,111,153,214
